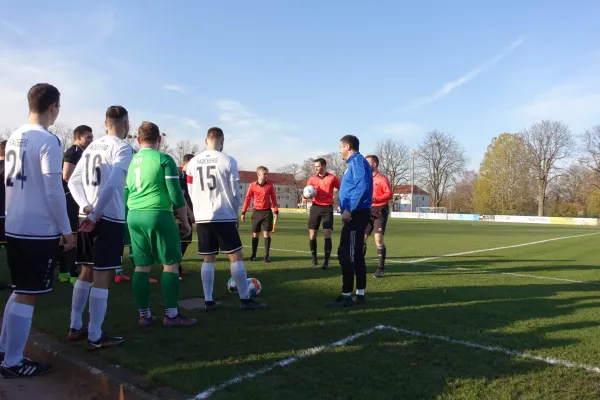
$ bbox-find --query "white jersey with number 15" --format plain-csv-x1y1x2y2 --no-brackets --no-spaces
186,150,241,223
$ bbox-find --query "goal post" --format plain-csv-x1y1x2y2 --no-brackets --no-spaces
417,207,448,219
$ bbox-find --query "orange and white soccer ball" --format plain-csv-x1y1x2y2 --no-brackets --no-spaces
247,278,262,297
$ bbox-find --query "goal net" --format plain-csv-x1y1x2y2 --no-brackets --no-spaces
417,207,448,219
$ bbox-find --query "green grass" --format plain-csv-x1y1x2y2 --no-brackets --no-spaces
2,214,600,399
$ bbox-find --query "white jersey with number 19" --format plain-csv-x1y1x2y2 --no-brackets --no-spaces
186,150,241,223
68,135,134,223
5,124,66,239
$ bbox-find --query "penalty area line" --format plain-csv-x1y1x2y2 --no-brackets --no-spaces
191,324,600,399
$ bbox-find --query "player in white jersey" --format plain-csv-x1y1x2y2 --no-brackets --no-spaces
67,106,134,351
187,127,266,311
0,83,75,378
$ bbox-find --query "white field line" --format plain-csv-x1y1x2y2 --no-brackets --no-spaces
191,324,600,399
386,232,600,264
192,325,383,400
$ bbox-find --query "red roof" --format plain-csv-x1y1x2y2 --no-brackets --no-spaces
239,171,296,185
393,184,429,196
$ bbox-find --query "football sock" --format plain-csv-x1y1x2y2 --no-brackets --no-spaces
132,271,150,312
324,238,332,264
342,292,352,298
377,245,386,270
3,302,33,367
356,289,365,296
116,268,124,276
70,280,92,330
309,239,317,259
161,271,180,317
139,308,151,319
251,237,259,256
0,292,16,352
88,288,108,342
201,263,215,302
230,261,249,299
264,237,271,257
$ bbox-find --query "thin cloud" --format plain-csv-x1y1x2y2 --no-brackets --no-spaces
178,117,201,130
1,20,24,37
162,84,186,94
374,122,421,137
410,36,525,109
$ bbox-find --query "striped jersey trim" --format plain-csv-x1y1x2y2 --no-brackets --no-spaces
165,176,179,179
195,219,238,223
5,232,61,240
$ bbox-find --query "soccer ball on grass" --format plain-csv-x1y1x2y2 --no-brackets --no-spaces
227,277,262,297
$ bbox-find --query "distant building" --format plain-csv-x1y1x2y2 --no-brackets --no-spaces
393,185,430,212
238,171,298,209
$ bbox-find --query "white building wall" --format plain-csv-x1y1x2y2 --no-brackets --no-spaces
393,193,431,212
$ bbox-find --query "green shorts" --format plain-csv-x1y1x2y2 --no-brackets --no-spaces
123,223,132,247
127,210,182,266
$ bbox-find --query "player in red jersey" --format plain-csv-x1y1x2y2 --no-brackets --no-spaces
364,155,393,278
241,166,279,262
302,158,341,269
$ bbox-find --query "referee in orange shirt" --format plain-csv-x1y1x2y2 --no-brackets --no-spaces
241,166,279,262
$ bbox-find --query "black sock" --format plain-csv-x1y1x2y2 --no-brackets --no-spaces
363,243,367,257
252,237,259,257
377,246,386,270
324,238,332,264
181,242,190,257
310,239,317,260
264,237,271,257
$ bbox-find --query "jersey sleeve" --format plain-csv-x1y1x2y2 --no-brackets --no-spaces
40,135,63,174
269,184,279,212
242,183,254,214
228,157,241,210
333,175,341,190
113,144,134,172
63,146,80,165
162,153,186,209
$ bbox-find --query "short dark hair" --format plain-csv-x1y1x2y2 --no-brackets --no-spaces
0,140,7,155
137,121,161,144
365,154,379,167
207,127,224,139
183,154,195,164
340,135,359,151
27,83,60,114
106,106,128,125
73,125,92,140
314,158,327,167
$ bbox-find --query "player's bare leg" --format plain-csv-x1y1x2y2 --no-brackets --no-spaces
309,229,318,265
68,266,93,341
373,233,386,278
250,232,260,261
322,229,333,270
263,231,271,263
85,270,124,351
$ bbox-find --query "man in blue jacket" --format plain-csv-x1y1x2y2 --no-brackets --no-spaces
327,135,373,307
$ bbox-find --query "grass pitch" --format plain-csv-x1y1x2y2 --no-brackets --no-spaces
2,214,600,399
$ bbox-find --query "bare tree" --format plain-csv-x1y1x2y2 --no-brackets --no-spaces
174,140,200,165
1,128,13,139
48,122,74,149
276,163,303,179
374,139,411,191
417,130,467,207
520,120,575,216
581,125,600,176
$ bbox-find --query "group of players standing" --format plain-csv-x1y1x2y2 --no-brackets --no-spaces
0,82,395,379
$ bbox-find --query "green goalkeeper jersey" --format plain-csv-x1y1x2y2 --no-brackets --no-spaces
125,148,186,211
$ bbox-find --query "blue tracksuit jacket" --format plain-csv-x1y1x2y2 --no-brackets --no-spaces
338,152,373,214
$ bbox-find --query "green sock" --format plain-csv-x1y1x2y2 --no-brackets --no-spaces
132,271,150,310
161,271,180,310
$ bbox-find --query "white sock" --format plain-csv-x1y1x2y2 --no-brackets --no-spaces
201,263,215,302
70,280,92,330
356,289,365,296
0,292,17,352
88,288,108,342
3,302,34,367
230,261,249,300
167,308,178,318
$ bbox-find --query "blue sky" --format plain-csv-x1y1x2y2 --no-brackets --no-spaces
1,0,600,170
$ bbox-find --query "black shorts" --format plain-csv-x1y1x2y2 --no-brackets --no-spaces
0,218,6,248
197,222,243,255
308,204,334,231
7,237,60,295
365,205,390,236
66,192,80,233
76,218,124,271
252,209,274,233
